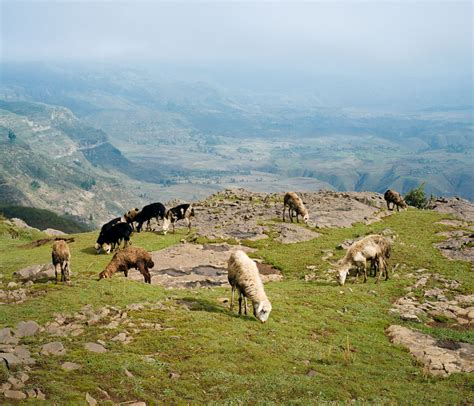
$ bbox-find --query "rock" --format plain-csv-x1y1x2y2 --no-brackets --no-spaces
169,372,180,379
36,389,46,400
4,389,27,400
0,353,22,367
124,368,134,378
386,325,474,376
15,320,40,337
0,382,12,393
18,372,29,383
43,228,66,236
0,328,18,345
23,281,34,287
7,282,18,288
14,263,55,282
84,343,107,353
61,362,81,371
306,369,318,377
128,402,146,406
112,333,128,342
9,218,39,231
27,389,37,398
41,342,66,356
8,377,24,389
86,392,97,406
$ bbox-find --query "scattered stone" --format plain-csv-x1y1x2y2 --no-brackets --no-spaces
84,343,107,353
128,402,146,406
306,370,318,377
0,328,18,345
13,263,55,282
0,353,22,367
15,320,40,337
4,389,27,400
387,325,474,376
86,392,97,406
26,389,36,398
61,362,81,371
169,372,180,379
43,228,66,236
7,282,18,288
124,368,134,378
36,389,46,400
41,342,66,356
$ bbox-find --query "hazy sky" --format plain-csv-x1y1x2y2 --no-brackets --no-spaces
1,1,472,106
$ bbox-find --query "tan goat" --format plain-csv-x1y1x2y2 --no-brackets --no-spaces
52,240,71,283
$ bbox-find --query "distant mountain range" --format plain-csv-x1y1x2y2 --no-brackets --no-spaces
0,62,472,222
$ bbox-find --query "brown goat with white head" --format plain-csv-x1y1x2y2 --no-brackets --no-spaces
283,192,309,224
52,240,71,283
336,235,392,286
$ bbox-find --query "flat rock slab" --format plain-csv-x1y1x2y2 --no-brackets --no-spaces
0,328,18,345
273,223,321,244
14,263,55,282
4,389,27,400
429,197,474,222
15,321,40,337
84,343,107,353
41,342,66,356
61,362,81,371
191,189,388,241
387,325,474,376
124,243,281,288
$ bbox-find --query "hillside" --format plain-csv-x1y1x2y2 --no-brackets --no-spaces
0,190,472,403
1,63,473,200
0,100,207,225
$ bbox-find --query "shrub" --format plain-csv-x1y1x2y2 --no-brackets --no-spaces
405,183,428,209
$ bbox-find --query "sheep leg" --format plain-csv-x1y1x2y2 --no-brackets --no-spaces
363,265,368,283
296,211,299,223
282,204,286,222
289,208,293,223
244,296,248,315
230,286,235,312
238,292,243,315
54,263,60,283
185,217,191,232
172,221,176,234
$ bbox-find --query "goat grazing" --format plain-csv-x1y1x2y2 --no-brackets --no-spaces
227,250,272,323
124,208,140,230
162,204,195,235
336,234,392,286
283,192,309,224
99,246,154,284
135,203,166,232
384,189,408,211
95,222,133,254
52,240,71,283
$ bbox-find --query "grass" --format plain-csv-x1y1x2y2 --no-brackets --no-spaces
0,209,473,404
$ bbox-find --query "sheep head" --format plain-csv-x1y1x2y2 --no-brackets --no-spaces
303,213,309,224
94,242,102,254
253,299,272,323
103,243,112,254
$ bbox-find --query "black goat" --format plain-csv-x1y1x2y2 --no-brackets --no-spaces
135,203,166,232
95,222,133,254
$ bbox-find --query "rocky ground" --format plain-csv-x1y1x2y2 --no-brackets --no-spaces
185,189,390,243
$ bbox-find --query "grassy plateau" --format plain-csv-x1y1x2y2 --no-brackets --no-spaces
0,209,473,404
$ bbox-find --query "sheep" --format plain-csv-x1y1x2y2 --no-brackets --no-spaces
134,203,166,232
283,192,309,224
95,222,133,254
384,189,408,211
336,234,392,285
52,240,71,283
162,204,195,235
99,246,154,284
124,208,140,230
227,250,272,323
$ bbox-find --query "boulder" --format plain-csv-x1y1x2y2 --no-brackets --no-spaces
41,342,66,356
15,321,40,338
14,264,55,282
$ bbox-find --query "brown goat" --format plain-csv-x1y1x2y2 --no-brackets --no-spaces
52,240,71,283
99,246,154,284
283,192,309,224
384,189,408,211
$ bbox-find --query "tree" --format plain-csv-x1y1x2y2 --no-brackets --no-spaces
405,183,428,209
8,129,16,142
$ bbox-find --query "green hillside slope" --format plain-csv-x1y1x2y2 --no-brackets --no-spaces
0,209,472,404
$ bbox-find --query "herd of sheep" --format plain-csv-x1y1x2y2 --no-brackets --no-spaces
50,189,408,323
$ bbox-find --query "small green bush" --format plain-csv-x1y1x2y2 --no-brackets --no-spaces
405,183,428,209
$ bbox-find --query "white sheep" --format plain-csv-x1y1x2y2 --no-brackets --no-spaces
283,192,309,224
227,250,272,323
336,234,392,285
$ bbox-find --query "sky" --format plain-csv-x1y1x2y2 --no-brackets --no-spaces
0,1,472,107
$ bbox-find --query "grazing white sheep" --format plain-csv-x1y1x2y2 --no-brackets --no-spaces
227,250,272,323
336,234,392,285
283,192,309,224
